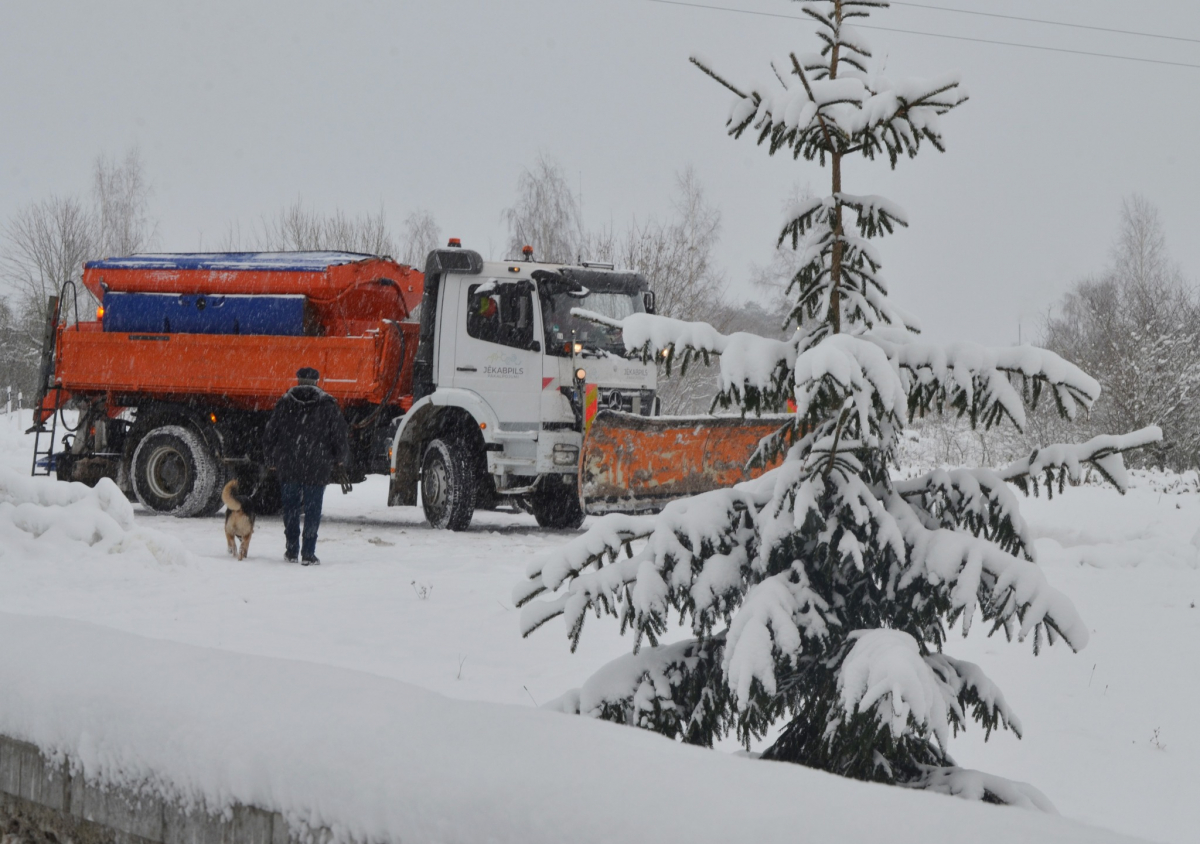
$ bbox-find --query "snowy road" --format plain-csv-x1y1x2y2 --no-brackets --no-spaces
0,466,630,712
1,409,1197,842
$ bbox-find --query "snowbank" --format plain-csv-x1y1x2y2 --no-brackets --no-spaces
0,470,188,566
0,613,1145,844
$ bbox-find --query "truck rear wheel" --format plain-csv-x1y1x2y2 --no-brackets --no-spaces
531,474,585,529
421,438,476,531
131,425,223,517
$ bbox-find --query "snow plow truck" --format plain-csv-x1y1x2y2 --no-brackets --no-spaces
31,245,783,530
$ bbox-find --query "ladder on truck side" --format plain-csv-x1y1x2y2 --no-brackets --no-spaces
28,294,62,477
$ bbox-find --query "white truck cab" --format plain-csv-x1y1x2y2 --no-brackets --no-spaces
389,246,657,530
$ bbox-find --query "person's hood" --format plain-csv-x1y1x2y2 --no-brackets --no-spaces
284,384,332,405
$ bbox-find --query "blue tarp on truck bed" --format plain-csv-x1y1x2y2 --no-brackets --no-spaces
102,292,308,336
87,252,375,272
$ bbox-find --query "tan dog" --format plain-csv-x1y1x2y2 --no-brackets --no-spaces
222,479,256,560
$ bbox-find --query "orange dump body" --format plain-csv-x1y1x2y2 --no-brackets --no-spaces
46,253,423,420
51,321,418,413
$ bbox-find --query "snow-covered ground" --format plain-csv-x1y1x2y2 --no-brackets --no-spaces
3,612,1142,844
1,408,1196,843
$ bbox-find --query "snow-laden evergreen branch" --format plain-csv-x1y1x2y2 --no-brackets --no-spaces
517,477,774,645
575,308,1102,427
836,630,1021,752
869,328,1100,428
543,638,736,747
998,426,1163,496
882,490,1087,651
782,193,909,242
896,426,1163,550
573,309,796,413
894,468,1035,562
691,35,968,167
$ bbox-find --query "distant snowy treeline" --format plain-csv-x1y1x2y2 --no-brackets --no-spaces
896,196,1200,476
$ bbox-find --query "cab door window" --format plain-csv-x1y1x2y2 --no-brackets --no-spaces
466,282,535,350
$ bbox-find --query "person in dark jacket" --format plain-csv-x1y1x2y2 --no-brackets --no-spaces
263,367,350,565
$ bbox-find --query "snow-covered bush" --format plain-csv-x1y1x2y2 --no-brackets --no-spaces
897,415,1029,477
0,469,189,565
516,0,1159,808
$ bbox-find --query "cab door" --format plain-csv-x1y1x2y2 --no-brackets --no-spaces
451,278,544,429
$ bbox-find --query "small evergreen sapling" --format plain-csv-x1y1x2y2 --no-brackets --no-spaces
516,0,1160,806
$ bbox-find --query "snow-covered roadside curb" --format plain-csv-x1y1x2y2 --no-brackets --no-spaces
0,613,1148,844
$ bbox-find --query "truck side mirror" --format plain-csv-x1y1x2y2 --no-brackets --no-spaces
643,291,656,314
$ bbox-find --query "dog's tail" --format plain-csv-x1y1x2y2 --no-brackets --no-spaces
221,479,243,512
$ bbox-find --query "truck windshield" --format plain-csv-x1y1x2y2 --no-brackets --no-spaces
540,286,644,356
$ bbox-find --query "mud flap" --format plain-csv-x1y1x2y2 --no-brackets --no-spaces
579,410,792,515
388,441,420,506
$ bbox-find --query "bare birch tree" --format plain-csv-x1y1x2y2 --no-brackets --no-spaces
246,199,400,256
604,167,725,324
1,146,156,390
502,154,586,263
1,196,96,335
93,147,157,259
400,209,442,267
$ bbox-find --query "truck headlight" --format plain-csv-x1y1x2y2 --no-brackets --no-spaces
552,444,580,466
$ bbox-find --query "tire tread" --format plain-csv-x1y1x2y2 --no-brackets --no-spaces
421,438,477,531
131,424,221,517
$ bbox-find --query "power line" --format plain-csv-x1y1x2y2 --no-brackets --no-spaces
891,1,1200,46
865,22,1200,71
647,0,1200,70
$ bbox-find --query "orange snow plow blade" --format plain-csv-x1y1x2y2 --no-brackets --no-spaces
579,410,792,515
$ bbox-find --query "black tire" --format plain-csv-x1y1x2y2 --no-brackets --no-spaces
421,438,477,531
196,473,228,517
531,474,585,529
196,453,228,518
131,425,223,517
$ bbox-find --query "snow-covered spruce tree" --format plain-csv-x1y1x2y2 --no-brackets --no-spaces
515,0,1160,806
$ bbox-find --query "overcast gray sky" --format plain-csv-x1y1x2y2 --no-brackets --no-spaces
2,0,1198,345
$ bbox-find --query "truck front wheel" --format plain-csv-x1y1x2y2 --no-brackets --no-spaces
131,425,223,517
531,474,585,529
421,438,476,531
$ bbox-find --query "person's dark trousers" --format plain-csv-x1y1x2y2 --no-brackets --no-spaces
281,483,326,559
